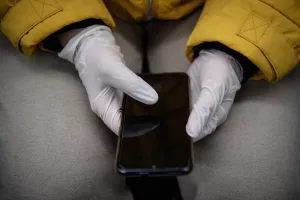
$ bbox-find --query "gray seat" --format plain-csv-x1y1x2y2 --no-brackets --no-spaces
179,68,300,200
0,32,299,200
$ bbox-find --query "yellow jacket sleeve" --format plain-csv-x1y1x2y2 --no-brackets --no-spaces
0,0,115,55
186,0,300,81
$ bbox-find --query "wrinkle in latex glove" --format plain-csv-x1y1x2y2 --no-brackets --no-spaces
186,50,243,142
59,25,158,134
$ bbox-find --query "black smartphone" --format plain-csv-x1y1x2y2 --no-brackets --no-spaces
116,73,193,176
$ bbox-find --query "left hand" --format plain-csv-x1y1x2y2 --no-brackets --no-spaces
186,50,243,142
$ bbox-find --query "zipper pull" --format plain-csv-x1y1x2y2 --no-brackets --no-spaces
147,0,153,20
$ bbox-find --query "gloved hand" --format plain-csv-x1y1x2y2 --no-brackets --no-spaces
186,50,243,142
58,25,158,134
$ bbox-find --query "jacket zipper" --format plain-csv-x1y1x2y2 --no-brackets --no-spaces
147,0,153,20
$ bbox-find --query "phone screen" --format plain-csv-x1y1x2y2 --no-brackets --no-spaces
116,73,193,176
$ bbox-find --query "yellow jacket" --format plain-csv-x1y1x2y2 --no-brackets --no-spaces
1,0,299,81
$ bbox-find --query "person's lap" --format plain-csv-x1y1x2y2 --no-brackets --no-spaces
1,8,300,200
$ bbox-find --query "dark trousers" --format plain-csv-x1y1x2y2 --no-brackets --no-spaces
126,177,183,200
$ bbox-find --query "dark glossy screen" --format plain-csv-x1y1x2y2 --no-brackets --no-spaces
117,73,192,171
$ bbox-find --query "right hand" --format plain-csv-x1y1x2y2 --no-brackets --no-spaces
58,25,158,134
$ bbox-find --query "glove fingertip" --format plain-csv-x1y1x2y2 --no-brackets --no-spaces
132,84,159,105
143,89,159,105
186,127,196,138
186,108,203,137
186,121,199,138
186,125,204,143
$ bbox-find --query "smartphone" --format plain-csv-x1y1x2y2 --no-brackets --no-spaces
116,73,193,176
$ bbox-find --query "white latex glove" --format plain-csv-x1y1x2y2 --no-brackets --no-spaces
58,25,158,134
186,50,243,142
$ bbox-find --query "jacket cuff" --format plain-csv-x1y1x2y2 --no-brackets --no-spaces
186,0,299,82
42,19,106,52
193,42,258,84
0,0,114,55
